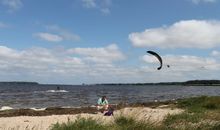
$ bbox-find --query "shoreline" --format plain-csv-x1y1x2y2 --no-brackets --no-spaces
0,96,219,130
0,100,176,117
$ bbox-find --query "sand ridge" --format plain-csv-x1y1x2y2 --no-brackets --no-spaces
0,107,183,130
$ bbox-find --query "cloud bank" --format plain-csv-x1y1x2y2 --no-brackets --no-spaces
129,20,220,49
67,44,125,63
141,53,220,82
0,44,129,83
0,44,219,84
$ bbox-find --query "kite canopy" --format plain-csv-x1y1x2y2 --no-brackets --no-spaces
147,51,163,70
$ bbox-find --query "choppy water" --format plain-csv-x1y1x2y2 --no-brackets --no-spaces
0,84,220,109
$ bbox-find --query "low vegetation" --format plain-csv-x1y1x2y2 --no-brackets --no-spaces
51,117,106,130
51,96,220,130
163,96,220,130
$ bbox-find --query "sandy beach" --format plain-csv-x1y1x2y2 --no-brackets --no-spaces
0,106,183,130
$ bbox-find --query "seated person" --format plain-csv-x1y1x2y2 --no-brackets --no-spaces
96,96,109,112
104,106,114,116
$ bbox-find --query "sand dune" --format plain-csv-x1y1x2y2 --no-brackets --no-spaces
0,107,183,130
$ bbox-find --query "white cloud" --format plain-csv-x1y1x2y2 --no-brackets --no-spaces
142,54,218,71
0,45,219,84
34,33,63,42
211,50,220,56
1,0,23,12
0,46,19,58
67,44,125,63
81,0,112,14
0,46,84,81
34,25,80,43
0,44,128,84
46,25,80,41
140,53,220,82
82,0,96,8
101,8,110,15
129,20,220,49
191,0,217,4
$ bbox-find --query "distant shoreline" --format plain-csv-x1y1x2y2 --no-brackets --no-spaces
0,81,39,85
0,80,220,86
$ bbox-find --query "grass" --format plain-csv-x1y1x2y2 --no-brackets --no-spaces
177,96,220,113
163,96,220,130
51,116,162,130
51,96,220,130
164,112,202,125
51,117,107,130
113,116,160,130
210,123,220,130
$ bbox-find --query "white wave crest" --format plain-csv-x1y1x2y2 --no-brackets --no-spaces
46,90,69,93
30,108,46,111
0,106,13,111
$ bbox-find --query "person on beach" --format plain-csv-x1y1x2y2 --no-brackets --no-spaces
96,96,109,112
104,106,114,116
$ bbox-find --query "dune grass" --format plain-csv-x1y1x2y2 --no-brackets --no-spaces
177,96,220,112
51,116,163,130
112,116,162,130
163,96,220,130
51,117,107,130
51,96,220,130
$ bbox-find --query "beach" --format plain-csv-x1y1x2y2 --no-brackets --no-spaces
0,106,183,130
0,84,220,129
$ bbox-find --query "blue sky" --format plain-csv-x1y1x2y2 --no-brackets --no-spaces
0,0,220,84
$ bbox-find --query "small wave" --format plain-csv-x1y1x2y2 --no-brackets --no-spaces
30,107,46,111
0,106,13,111
46,90,69,93
33,91,45,93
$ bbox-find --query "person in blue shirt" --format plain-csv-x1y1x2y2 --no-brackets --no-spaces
96,96,109,112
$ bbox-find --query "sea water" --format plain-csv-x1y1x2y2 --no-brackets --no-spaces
0,84,220,109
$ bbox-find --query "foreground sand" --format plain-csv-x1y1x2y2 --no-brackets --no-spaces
0,106,183,130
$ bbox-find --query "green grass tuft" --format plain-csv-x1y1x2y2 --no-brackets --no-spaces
177,96,220,113
164,112,202,126
210,123,220,130
163,96,220,129
113,116,161,130
51,117,107,130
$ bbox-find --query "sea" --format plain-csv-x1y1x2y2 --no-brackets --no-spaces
0,84,220,110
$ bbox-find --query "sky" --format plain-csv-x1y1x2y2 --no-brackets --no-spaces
0,0,220,84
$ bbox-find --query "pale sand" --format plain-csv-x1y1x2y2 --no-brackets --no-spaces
0,107,183,130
